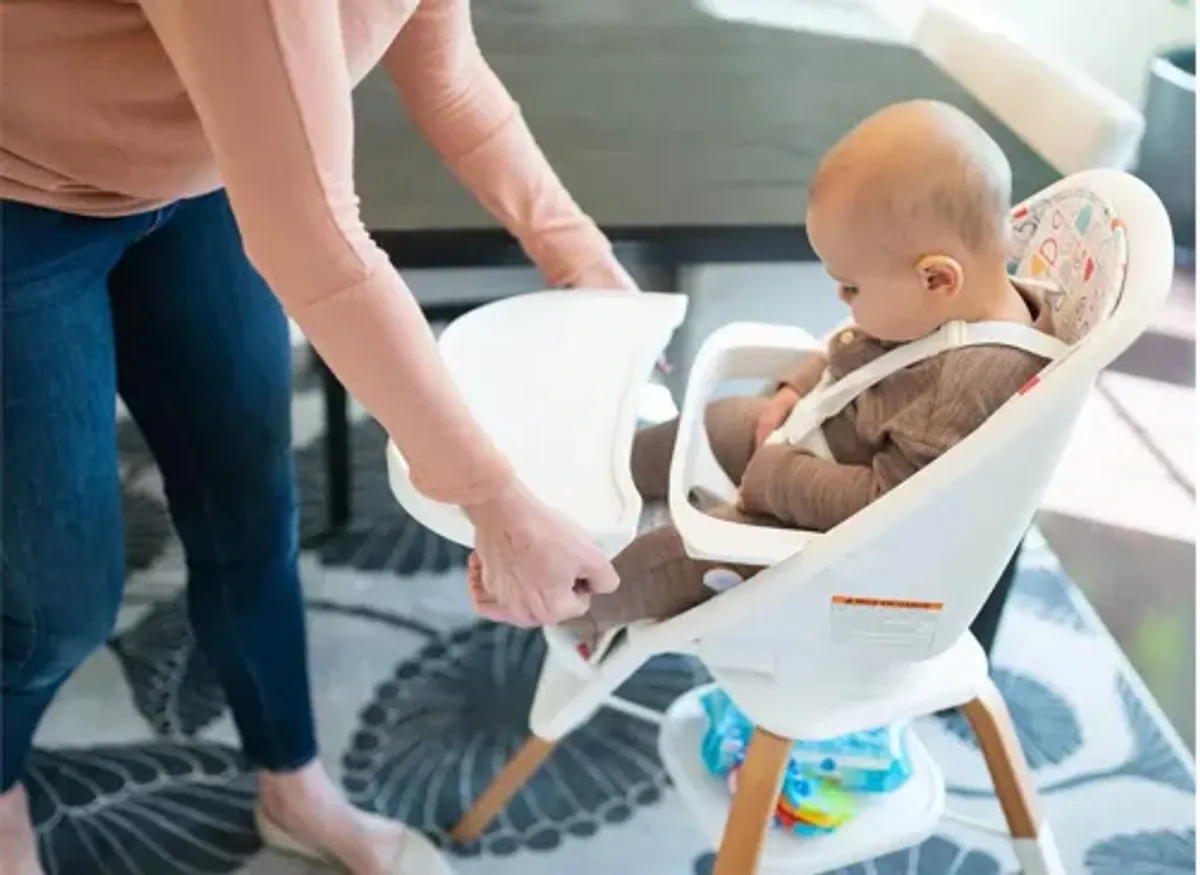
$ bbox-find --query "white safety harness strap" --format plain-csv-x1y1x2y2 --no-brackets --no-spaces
766,320,1069,455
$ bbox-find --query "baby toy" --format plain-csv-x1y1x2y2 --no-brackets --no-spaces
700,687,913,836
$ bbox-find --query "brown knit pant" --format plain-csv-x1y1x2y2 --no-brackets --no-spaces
562,395,773,642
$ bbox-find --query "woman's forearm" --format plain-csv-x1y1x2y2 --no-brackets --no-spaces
384,0,635,290
287,258,514,505
139,0,513,506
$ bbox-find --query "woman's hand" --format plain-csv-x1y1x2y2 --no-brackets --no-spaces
569,258,639,294
753,386,801,447
464,481,619,627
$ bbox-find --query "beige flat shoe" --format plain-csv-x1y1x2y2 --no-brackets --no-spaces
255,806,453,875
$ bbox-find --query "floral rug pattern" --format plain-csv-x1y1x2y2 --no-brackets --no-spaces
27,413,1195,875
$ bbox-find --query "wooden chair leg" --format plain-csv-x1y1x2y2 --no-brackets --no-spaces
712,726,792,875
963,681,1065,875
451,736,557,843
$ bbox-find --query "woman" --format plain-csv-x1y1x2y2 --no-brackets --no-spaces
0,1,630,872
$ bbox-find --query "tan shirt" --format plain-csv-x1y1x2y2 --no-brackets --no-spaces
0,0,635,508
739,284,1057,531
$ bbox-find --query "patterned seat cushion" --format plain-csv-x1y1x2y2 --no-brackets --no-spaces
1007,187,1130,345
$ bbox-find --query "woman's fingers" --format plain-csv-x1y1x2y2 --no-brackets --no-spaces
470,577,536,626
471,559,597,626
468,481,614,626
475,600,529,626
467,552,531,625
539,585,591,624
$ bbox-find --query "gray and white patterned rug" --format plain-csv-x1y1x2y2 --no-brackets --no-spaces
26,398,1196,875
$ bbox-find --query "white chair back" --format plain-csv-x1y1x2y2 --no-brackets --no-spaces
913,3,1146,174
664,170,1173,694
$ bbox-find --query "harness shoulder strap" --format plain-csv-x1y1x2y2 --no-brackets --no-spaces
809,320,1070,422
956,320,1071,360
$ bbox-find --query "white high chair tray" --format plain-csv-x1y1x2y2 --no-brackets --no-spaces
659,685,946,873
387,291,688,556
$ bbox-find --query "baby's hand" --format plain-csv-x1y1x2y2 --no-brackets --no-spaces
754,386,800,447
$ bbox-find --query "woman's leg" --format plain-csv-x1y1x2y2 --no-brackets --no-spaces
108,193,314,773
106,191,407,874
1,200,150,872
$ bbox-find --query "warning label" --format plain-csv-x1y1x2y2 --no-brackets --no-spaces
829,595,943,649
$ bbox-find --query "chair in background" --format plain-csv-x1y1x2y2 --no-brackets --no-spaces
913,1,1146,174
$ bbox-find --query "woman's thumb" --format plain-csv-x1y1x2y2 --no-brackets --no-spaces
581,554,620,595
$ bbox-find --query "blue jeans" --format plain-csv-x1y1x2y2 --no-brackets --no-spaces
1,192,316,790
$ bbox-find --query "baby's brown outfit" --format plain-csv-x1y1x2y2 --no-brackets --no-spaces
563,283,1058,643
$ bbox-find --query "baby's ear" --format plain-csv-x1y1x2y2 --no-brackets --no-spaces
915,254,964,298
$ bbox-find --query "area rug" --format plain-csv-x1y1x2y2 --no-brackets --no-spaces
25,410,1196,875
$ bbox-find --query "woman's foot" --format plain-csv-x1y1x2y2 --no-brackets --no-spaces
257,760,445,875
0,783,44,875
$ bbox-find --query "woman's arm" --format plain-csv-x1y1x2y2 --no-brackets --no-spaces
137,0,512,507
383,0,636,291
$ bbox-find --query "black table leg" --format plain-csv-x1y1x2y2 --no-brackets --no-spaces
318,354,351,532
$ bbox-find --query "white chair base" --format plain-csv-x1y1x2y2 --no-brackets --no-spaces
452,660,1063,875
706,633,990,741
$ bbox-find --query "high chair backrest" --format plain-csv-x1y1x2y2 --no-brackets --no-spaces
676,170,1173,679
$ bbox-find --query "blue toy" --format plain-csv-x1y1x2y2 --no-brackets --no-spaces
699,687,914,835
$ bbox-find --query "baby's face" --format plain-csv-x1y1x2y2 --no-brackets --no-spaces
807,201,952,343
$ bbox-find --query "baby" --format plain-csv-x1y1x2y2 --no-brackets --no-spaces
491,100,1062,658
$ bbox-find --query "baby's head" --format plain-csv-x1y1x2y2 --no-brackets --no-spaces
807,100,1013,342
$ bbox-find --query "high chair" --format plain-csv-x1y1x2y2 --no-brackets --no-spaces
386,169,1174,874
